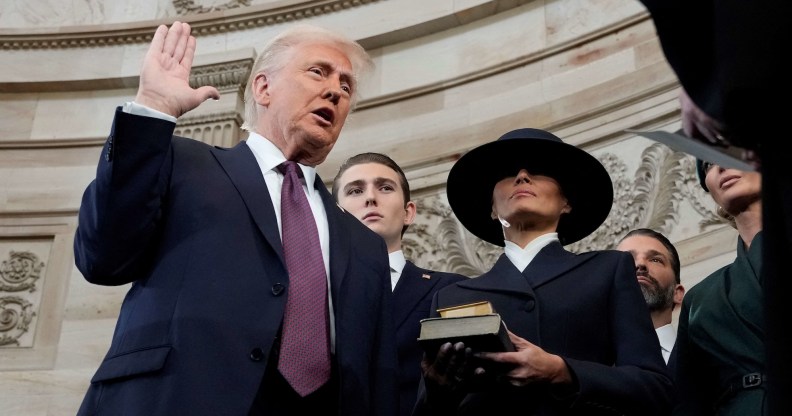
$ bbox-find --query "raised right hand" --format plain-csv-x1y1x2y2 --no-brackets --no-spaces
135,21,220,118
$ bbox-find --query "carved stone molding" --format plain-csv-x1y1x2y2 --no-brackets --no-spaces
0,0,383,51
403,142,726,276
0,250,44,349
0,251,44,293
0,296,36,347
173,0,252,15
175,57,253,147
0,221,74,369
403,195,501,277
175,112,246,147
189,57,254,94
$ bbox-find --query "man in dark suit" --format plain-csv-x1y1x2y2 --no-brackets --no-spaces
414,128,674,415
332,152,468,416
73,21,398,415
616,228,684,364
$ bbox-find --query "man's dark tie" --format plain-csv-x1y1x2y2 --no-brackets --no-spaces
276,161,331,397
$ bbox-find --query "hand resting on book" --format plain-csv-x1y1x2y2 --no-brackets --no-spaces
419,328,575,397
474,330,573,388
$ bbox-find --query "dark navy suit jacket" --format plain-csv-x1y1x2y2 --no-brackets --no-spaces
413,242,674,416
73,109,398,416
393,261,466,416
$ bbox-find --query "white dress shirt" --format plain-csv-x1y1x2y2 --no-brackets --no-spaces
655,323,676,364
388,250,407,291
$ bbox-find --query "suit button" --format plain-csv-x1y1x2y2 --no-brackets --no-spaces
271,283,285,296
524,299,536,311
249,347,265,361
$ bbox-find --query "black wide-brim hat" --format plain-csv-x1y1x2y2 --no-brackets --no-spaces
446,128,613,246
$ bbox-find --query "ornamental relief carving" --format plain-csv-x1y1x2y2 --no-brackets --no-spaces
176,59,253,147
189,58,254,94
404,143,724,276
0,251,44,293
173,0,252,15
0,251,44,347
0,296,36,347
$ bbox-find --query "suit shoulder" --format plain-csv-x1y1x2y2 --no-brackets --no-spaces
172,135,215,151
337,208,383,241
426,270,468,283
582,248,632,261
407,262,468,282
434,278,465,299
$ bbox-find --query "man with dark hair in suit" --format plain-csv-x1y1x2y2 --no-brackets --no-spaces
333,152,467,416
617,228,685,363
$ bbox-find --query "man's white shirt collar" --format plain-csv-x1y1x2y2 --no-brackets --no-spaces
388,250,406,291
655,323,676,364
245,132,318,196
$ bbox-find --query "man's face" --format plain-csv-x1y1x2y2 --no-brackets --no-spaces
616,235,678,311
253,42,355,166
336,163,415,252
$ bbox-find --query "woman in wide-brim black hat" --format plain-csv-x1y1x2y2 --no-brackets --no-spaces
414,128,674,416
446,127,612,247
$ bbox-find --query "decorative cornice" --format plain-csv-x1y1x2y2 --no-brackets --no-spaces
189,58,254,93
0,0,382,51
0,138,105,150
176,111,245,127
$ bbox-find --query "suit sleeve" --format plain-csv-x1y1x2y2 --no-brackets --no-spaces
374,241,401,416
564,252,675,415
638,0,789,149
73,108,176,286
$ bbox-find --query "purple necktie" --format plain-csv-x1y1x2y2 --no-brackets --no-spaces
276,161,331,397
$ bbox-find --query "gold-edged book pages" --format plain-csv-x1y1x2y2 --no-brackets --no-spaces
436,301,495,318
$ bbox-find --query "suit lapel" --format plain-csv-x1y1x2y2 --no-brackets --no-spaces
456,243,598,294
393,262,441,328
522,242,597,288
211,142,285,266
456,255,531,295
316,175,350,297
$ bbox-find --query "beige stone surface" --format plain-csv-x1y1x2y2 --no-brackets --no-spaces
0,0,741,414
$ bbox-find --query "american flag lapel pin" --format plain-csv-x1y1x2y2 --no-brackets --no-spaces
421,273,431,279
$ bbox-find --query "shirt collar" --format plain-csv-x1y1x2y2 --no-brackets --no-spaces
245,132,318,196
389,250,406,274
503,232,559,272
655,323,677,352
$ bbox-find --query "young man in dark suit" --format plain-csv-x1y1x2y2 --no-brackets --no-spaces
333,152,467,416
73,21,398,416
